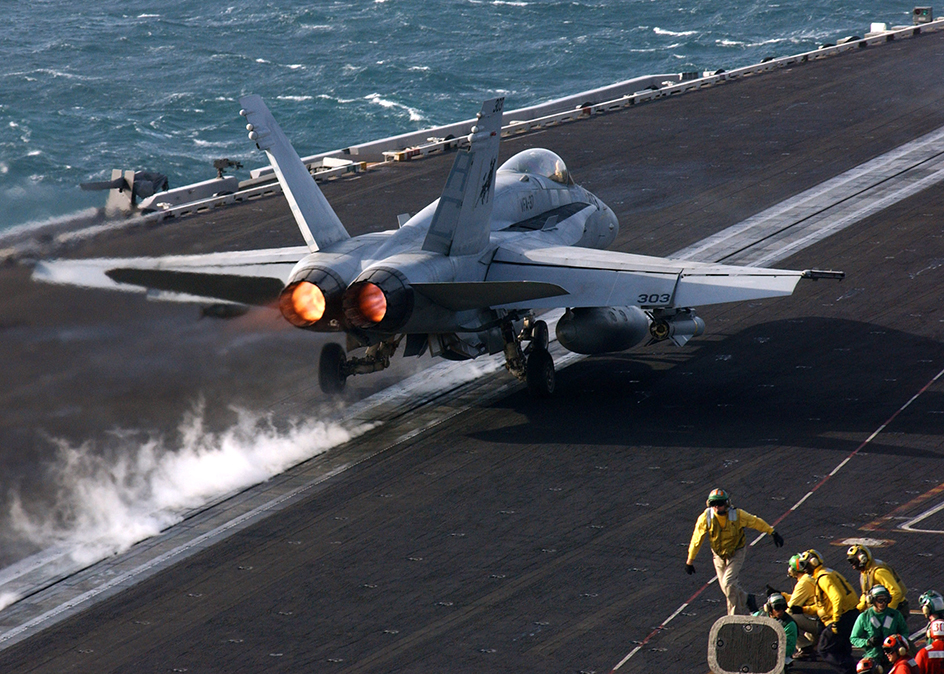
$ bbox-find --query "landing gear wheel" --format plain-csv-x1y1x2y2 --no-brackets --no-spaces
526,348,555,397
319,342,348,394
531,319,549,351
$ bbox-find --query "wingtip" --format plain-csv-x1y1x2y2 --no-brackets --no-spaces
801,269,845,281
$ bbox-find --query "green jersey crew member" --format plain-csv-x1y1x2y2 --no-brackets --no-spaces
685,488,785,615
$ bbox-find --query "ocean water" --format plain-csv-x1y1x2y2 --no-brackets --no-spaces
0,0,915,232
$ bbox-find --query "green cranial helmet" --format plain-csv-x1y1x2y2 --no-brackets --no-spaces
766,593,788,611
788,554,803,577
920,590,944,615
706,488,730,507
869,584,891,603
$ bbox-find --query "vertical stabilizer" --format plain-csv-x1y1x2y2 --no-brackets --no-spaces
422,98,505,256
239,95,349,252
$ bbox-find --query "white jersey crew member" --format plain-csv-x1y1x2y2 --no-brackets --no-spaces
686,488,784,615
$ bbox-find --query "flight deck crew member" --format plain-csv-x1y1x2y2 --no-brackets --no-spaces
884,634,919,674
753,593,798,667
685,488,784,615
798,549,860,673
847,544,909,616
785,552,822,658
920,591,944,635
850,585,909,670
916,620,944,674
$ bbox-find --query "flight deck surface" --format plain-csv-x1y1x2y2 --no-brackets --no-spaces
1,31,943,673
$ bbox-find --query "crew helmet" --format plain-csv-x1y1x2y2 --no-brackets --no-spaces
787,554,803,578
765,592,788,612
706,489,730,507
856,656,878,673
869,584,891,604
883,634,910,657
798,549,824,573
929,619,944,641
920,590,944,616
846,544,873,571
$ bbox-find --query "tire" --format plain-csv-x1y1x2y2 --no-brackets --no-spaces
319,342,347,394
526,348,555,397
531,319,549,351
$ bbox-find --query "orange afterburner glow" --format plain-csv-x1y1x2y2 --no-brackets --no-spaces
290,281,326,323
357,283,387,323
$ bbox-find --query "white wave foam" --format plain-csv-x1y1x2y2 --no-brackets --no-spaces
277,95,314,102
6,404,368,567
365,93,425,123
654,27,698,37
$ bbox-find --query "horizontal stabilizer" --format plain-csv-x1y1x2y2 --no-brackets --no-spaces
32,247,304,307
412,280,567,311
106,268,284,306
239,95,349,251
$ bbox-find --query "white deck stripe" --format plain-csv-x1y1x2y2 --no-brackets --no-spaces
673,125,944,266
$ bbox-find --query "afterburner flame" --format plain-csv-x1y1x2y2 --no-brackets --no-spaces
290,281,326,323
357,283,387,323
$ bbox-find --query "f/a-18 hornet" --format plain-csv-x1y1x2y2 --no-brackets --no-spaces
35,96,842,396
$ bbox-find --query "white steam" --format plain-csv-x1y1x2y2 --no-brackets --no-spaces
8,404,364,567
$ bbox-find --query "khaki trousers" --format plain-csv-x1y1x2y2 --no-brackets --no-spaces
791,612,822,650
712,546,747,615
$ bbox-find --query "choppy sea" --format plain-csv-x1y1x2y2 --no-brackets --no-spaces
0,0,915,232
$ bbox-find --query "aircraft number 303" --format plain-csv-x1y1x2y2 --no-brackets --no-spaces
638,293,671,305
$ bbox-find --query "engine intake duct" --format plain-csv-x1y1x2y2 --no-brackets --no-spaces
343,268,414,332
556,306,650,355
279,266,347,329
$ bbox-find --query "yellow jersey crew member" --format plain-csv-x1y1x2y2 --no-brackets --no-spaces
685,488,784,615
847,544,909,616
798,549,860,673
784,553,823,659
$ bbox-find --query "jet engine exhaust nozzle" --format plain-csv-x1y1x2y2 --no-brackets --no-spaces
343,268,413,331
279,267,346,329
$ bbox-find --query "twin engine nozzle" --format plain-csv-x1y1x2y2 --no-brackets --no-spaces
278,267,413,332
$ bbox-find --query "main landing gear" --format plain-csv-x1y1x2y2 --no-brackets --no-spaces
318,337,401,394
502,316,555,397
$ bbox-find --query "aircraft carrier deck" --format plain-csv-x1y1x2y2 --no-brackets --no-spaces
1,26,943,674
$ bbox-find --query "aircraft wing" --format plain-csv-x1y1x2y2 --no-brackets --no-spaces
32,246,308,306
482,245,810,310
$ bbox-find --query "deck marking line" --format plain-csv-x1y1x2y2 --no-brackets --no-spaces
610,363,944,672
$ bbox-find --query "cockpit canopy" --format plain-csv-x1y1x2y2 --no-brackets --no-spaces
498,148,575,185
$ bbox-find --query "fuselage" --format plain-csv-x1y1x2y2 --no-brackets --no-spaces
278,148,618,338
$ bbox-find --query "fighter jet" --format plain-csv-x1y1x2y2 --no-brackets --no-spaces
33,96,842,396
